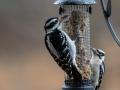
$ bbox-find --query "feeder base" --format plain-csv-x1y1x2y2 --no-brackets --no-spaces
62,79,94,90
62,85,94,90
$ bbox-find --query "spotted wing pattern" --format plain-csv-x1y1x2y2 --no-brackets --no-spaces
45,29,73,78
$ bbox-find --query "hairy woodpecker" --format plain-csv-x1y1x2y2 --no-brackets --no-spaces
90,47,105,90
44,15,82,82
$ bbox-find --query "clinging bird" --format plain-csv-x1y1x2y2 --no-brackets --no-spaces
90,47,105,90
44,15,82,82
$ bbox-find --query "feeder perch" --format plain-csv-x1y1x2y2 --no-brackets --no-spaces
54,0,96,90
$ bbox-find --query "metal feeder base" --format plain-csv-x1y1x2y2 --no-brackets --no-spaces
62,79,94,90
62,85,94,90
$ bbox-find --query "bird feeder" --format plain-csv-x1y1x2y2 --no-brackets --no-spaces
53,0,120,90
54,0,96,90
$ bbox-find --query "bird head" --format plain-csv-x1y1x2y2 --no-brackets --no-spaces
91,47,105,61
44,15,68,34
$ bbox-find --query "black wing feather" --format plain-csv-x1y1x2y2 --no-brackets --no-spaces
45,29,72,78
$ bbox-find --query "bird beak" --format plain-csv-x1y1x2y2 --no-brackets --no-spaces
59,15,68,24
90,47,98,54
90,47,99,55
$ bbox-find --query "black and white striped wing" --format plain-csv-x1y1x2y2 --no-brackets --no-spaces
45,30,73,78
95,61,105,90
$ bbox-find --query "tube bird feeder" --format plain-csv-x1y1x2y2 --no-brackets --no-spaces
54,0,96,90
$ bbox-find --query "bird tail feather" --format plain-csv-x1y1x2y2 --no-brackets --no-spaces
71,64,82,83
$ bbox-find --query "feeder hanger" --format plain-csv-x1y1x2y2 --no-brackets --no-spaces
100,0,120,46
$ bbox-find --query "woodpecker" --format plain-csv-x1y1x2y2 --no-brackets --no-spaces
90,47,105,90
44,15,82,82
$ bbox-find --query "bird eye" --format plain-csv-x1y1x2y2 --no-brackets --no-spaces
101,53,105,56
55,20,58,23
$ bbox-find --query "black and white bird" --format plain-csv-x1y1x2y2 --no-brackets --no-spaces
90,47,105,90
44,15,82,82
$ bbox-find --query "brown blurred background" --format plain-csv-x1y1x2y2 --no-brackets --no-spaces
0,0,120,90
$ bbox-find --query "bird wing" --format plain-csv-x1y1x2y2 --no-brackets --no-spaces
44,30,73,78
95,61,105,90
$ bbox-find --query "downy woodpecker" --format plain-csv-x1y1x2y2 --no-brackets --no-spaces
90,47,105,90
44,15,82,82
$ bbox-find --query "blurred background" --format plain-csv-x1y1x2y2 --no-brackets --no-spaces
0,0,120,90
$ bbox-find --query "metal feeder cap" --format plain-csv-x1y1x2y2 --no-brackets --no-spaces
54,0,96,5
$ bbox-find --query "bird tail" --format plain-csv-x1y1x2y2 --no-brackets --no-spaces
71,64,82,83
